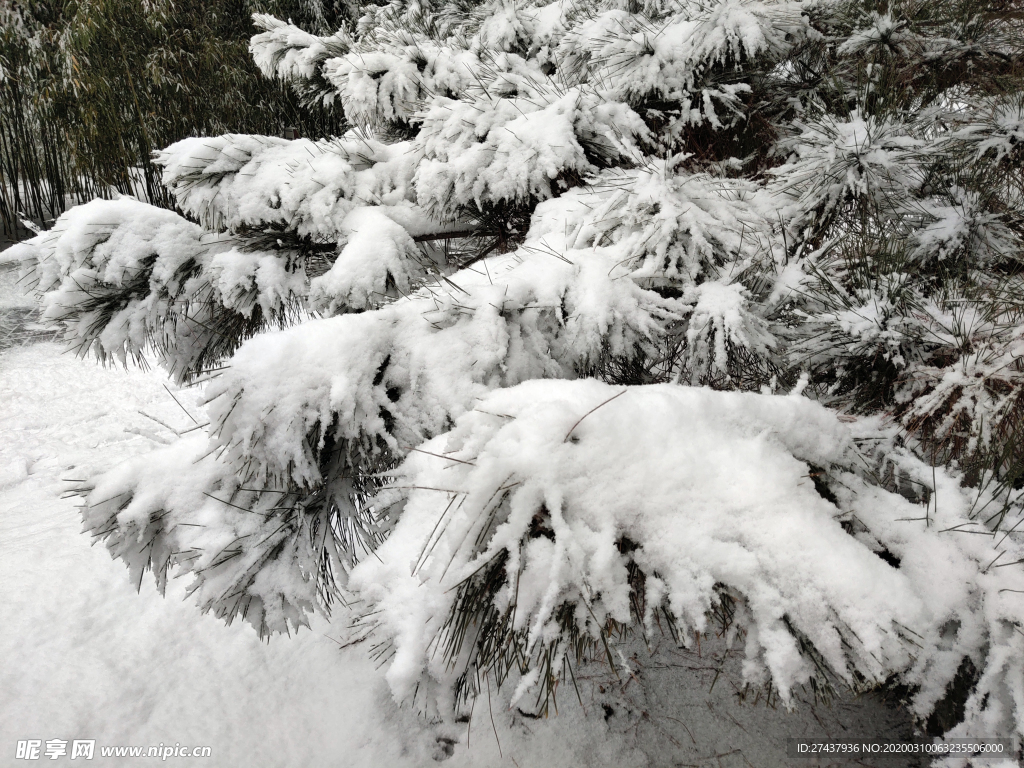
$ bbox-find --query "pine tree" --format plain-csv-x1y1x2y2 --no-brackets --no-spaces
10,0,1024,748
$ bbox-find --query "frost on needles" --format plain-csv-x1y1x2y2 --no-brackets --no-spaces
10,0,1024,750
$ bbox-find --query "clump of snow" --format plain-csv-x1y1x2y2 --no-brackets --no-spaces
959,100,1024,164
154,133,422,239
770,111,924,241
836,13,927,59
414,87,648,220
7,198,314,382
250,14,352,104
308,206,425,312
910,188,1017,264
349,379,1022,733
685,280,773,377
529,160,771,283
561,0,809,105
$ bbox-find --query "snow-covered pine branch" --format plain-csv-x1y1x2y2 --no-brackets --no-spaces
8,197,311,383
250,13,354,107
10,0,1024,752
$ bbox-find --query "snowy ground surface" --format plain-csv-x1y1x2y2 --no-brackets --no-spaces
0,255,921,767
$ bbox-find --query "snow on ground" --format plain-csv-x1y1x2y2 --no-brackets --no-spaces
0,259,919,767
